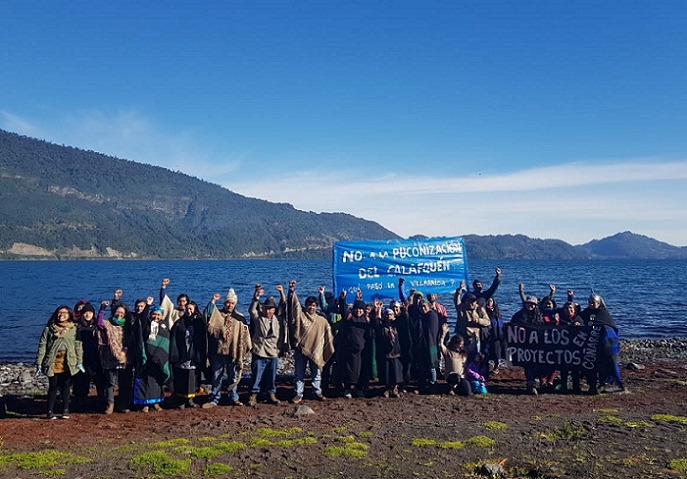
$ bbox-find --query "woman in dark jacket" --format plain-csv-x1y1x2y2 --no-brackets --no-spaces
337,293,374,398
73,303,104,411
169,301,207,408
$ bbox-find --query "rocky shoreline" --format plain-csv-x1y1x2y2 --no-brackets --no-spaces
2,338,686,398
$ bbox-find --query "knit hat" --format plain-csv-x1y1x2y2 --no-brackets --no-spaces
225,288,238,303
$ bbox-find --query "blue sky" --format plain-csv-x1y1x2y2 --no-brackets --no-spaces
2,1,687,246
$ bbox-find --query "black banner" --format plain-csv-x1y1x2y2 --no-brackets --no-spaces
505,324,602,372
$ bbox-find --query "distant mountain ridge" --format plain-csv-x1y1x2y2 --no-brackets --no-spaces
1,129,685,260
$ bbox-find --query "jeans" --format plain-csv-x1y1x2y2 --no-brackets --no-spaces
294,350,322,397
209,355,240,403
250,356,278,394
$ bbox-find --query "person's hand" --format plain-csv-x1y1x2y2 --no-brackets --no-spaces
318,286,325,294
495,267,501,278
146,296,154,305
339,290,347,299
276,284,284,293
442,322,449,332
161,278,170,289
355,289,363,300
399,277,405,285
567,289,574,297
519,283,524,291
77,364,86,373
549,284,556,293
212,293,221,303
34,365,42,377
100,300,110,309
459,280,466,290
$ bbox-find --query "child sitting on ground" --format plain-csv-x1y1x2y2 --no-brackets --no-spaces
466,351,489,394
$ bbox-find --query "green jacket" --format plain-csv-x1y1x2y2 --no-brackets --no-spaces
36,323,84,377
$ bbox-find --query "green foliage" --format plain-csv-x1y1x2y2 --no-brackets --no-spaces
323,442,369,459
651,414,687,426
204,463,233,475
483,421,508,431
669,458,687,472
411,438,437,447
130,450,190,477
466,436,496,448
439,441,465,450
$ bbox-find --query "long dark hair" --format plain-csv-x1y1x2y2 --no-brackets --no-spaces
48,305,74,325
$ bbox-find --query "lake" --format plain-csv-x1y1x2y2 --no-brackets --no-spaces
1,259,685,362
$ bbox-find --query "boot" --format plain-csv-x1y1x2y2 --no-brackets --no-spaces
247,394,258,407
267,393,281,405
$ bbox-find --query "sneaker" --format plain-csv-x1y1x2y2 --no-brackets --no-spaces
141,406,149,413
447,388,456,396
187,399,199,408
343,390,352,399
391,386,401,398
290,395,303,404
312,393,326,402
202,401,218,409
527,386,538,396
382,390,390,398
229,399,244,407
61,411,70,419
153,403,162,411
47,412,56,420
247,394,258,407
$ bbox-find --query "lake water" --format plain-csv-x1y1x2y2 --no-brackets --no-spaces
1,259,685,362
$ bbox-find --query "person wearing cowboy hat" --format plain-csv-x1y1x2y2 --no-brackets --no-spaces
246,284,288,406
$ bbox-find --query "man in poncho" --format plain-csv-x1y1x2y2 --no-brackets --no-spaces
203,288,251,407
287,281,335,403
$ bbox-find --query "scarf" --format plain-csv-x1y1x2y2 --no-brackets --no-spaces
50,321,75,338
109,316,126,327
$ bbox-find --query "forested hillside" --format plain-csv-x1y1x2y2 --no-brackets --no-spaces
0,129,398,259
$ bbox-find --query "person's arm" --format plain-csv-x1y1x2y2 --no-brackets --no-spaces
453,280,466,310
249,284,262,322
97,301,109,329
398,278,408,304
518,283,526,305
438,323,449,355
481,267,502,299
206,294,222,335
547,284,556,302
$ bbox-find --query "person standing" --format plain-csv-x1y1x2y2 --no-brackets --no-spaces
288,281,335,403
203,289,251,408
36,306,83,419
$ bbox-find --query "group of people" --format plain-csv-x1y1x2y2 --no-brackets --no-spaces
34,268,626,419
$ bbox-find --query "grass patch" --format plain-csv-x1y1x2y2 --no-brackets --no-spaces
669,458,687,472
411,438,437,447
335,435,356,443
151,438,190,448
357,431,374,438
204,463,233,475
323,442,369,459
38,469,66,477
256,427,303,438
197,436,217,443
598,416,624,426
483,421,507,431
130,450,191,477
248,438,273,447
274,437,317,448
624,421,652,428
597,408,619,413
466,436,495,448
651,414,687,426
0,450,91,471
439,441,465,450
332,426,347,434
538,421,585,442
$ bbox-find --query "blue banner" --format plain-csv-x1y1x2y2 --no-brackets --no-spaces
332,236,469,299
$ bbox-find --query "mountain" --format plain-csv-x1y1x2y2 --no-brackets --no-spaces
463,232,687,260
579,231,687,259
2,129,685,260
0,129,398,259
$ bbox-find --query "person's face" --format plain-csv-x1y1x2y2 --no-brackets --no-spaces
305,302,318,315
525,302,536,311
474,282,482,291
186,303,196,315
177,297,188,310
486,298,494,308
224,300,236,313
468,300,478,311
56,308,70,323
566,304,576,316
588,298,600,309
150,311,163,322
543,300,554,309
135,301,146,314
82,310,94,322
393,305,402,315
353,306,365,318
114,307,126,319
421,304,431,314
263,306,276,318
